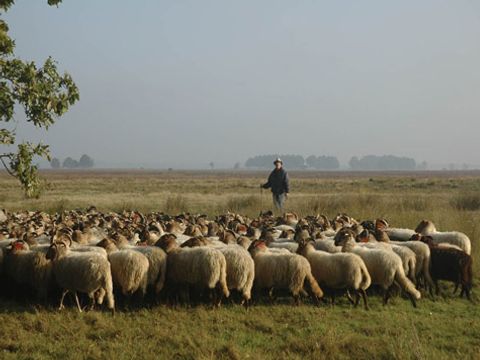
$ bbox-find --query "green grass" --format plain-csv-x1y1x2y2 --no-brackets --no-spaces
0,170,479,359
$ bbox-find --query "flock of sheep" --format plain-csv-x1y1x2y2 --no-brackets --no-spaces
0,208,473,313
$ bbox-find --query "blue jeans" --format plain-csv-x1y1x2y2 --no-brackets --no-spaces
273,193,286,210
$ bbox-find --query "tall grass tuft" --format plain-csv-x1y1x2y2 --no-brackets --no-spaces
164,194,188,214
450,192,480,211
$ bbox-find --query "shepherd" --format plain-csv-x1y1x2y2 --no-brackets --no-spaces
260,157,290,211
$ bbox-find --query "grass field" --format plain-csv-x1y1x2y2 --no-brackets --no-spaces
0,170,479,359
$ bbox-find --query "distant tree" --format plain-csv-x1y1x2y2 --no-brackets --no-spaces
349,156,360,170
0,0,79,198
349,155,416,171
233,162,240,170
79,154,94,168
209,161,214,170
305,155,317,168
63,157,78,169
245,154,306,169
417,161,428,170
50,157,61,169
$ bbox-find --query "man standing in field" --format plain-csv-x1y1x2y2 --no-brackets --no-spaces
261,158,290,211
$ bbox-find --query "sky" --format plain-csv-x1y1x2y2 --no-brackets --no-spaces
3,0,480,169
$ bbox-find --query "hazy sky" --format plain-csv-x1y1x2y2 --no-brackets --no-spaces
4,1,480,168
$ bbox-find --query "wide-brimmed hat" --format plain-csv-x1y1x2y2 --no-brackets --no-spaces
273,158,283,165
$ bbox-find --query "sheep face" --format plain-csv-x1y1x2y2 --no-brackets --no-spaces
155,234,178,253
46,242,68,261
375,218,389,230
333,228,356,247
296,239,315,256
294,226,310,243
247,240,267,256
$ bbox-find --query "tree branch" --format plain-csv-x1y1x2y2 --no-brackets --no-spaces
0,153,15,177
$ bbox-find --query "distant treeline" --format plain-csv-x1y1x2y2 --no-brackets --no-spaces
245,154,339,169
244,154,425,170
349,155,419,171
50,154,94,169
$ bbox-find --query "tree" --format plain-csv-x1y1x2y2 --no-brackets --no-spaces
62,157,78,169
209,161,214,170
79,154,94,168
0,1,79,198
50,157,60,169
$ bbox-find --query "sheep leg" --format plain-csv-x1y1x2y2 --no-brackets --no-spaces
453,283,459,294
434,280,440,296
407,292,417,308
330,293,335,307
74,292,83,313
352,290,360,307
58,290,69,311
383,287,392,306
360,289,369,310
346,290,355,305
293,293,301,306
268,288,276,304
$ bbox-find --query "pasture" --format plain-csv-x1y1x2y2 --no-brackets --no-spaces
0,170,479,359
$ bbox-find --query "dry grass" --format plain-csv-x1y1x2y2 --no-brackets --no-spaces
0,169,479,359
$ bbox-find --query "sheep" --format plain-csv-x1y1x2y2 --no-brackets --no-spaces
2,240,52,302
296,239,371,309
46,240,115,314
313,238,342,253
155,235,229,306
359,230,417,284
267,241,298,253
415,220,471,255
334,228,421,307
389,240,435,292
375,219,416,242
248,240,323,304
418,235,473,299
111,236,168,296
96,239,149,301
181,239,255,306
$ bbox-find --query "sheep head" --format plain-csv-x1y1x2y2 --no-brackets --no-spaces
333,228,356,247
296,238,314,256
181,236,210,248
374,229,390,243
97,238,118,253
415,220,436,234
356,229,370,243
294,226,310,243
247,239,267,255
418,235,435,247
46,241,69,261
155,234,178,253
375,218,389,230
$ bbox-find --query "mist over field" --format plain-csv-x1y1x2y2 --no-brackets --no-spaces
4,1,480,169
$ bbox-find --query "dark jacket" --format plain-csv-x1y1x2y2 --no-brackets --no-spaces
262,168,289,195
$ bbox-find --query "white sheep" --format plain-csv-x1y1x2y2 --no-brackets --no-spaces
46,241,115,313
113,237,168,296
181,238,255,305
415,220,471,255
334,229,421,307
3,240,52,302
156,235,229,306
95,238,151,299
390,240,434,292
248,240,323,304
358,242,417,283
297,240,371,309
